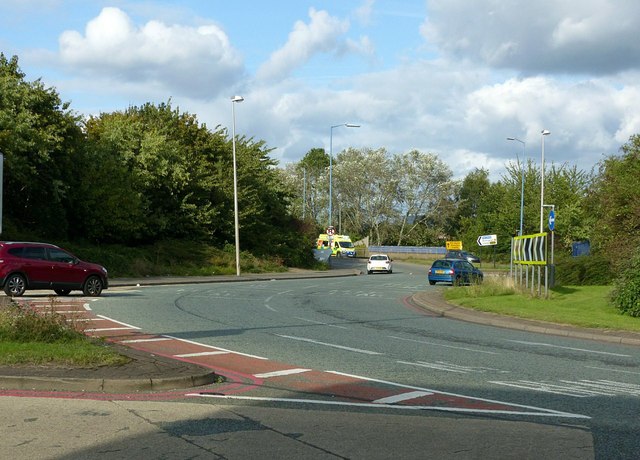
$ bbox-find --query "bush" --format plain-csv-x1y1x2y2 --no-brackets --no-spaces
0,299,84,343
610,247,640,317
554,253,611,286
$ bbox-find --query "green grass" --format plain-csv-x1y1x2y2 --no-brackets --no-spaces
444,277,640,332
0,298,130,367
0,340,130,366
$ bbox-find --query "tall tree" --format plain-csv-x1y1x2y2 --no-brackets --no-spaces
81,103,227,243
392,150,454,246
333,147,398,244
0,53,83,238
588,135,640,266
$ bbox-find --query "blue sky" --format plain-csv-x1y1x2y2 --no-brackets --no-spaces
2,0,640,180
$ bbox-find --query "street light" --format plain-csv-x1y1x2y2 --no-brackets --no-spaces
231,95,244,276
329,123,360,227
507,137,525,236
540,129,550,232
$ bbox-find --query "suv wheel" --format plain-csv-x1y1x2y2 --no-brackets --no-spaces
4,274,27,297
83,276,103,296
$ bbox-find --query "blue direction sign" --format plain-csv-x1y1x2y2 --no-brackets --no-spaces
548,209,555,231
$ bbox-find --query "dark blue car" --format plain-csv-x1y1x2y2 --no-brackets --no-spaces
428,258,483,286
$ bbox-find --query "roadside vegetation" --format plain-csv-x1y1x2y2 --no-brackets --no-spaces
443,277,640,332
0,297,130,366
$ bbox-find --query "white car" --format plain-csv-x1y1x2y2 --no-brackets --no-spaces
367,254,393,274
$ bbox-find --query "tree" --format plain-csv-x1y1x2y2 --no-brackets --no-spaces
333,147,398,244
391,150,454,246
80,103,228,243
283,148,329,224
588,134,640,267
0,53,83,238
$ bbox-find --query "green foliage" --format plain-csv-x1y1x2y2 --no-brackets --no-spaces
610,247,640,317
554,253,611,286
59,239,289,277
0,55,313,267
0,300,82,343
588,135,640,267
0,53,83,238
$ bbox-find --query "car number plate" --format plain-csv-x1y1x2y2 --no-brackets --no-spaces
435,269,445,274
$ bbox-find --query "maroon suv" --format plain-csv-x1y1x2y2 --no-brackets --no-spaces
0,242,108,297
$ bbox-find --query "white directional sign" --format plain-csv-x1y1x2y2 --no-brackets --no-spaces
477,234,498,246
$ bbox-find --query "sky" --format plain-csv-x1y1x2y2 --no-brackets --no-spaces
1,0,639,180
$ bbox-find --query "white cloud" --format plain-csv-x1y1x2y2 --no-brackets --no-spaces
354,0,375,25
420,0,640,75
58,7,243,98
256,8,350,82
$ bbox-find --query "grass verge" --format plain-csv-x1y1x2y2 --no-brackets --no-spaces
443,277,640,332
0,298,130,367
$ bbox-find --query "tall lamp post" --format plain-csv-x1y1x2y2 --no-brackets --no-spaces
231,95,244,276
507,137,526,236
329,123,360,227
540,129,550,232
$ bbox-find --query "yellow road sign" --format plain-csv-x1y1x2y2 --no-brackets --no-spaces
446,241,463,250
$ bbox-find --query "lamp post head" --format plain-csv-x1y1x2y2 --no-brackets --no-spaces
231,95,244,103
541,129,550,136
345,123,360,128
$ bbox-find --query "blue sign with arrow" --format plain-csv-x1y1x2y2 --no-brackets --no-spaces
548,209,555,231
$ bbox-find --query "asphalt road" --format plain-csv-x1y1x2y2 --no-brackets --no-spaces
5,259,638,459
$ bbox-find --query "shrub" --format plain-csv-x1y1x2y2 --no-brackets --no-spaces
554,253,611,286
610,247,640,317
0,299,84,343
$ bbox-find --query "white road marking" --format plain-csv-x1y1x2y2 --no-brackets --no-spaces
120,337,172,343
274,334,382,355
163,335,269,360
398,360,508,374
505,339,631,357
254,368,311,378
85,327,136,332
95,315,141,329
175,351,230,358
69,318,107,322
328,371,589,418
490,379,640,398
389,335,499,355
586,366,640,376
294,317,349,330
373,391,433,404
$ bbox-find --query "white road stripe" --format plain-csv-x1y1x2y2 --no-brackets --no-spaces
490,379,640,398
119,337,172,343
505,340,631,357
374,391,433,404
163,335,268,360
390,335,499,355
328,371,589,418
294,317,349,330
254,368,311,378
175,351,230,358
586,366,640,376
274,334,382,355
85,327,136,332
187,394,589,419
95,315,141,329
68,318,107,322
